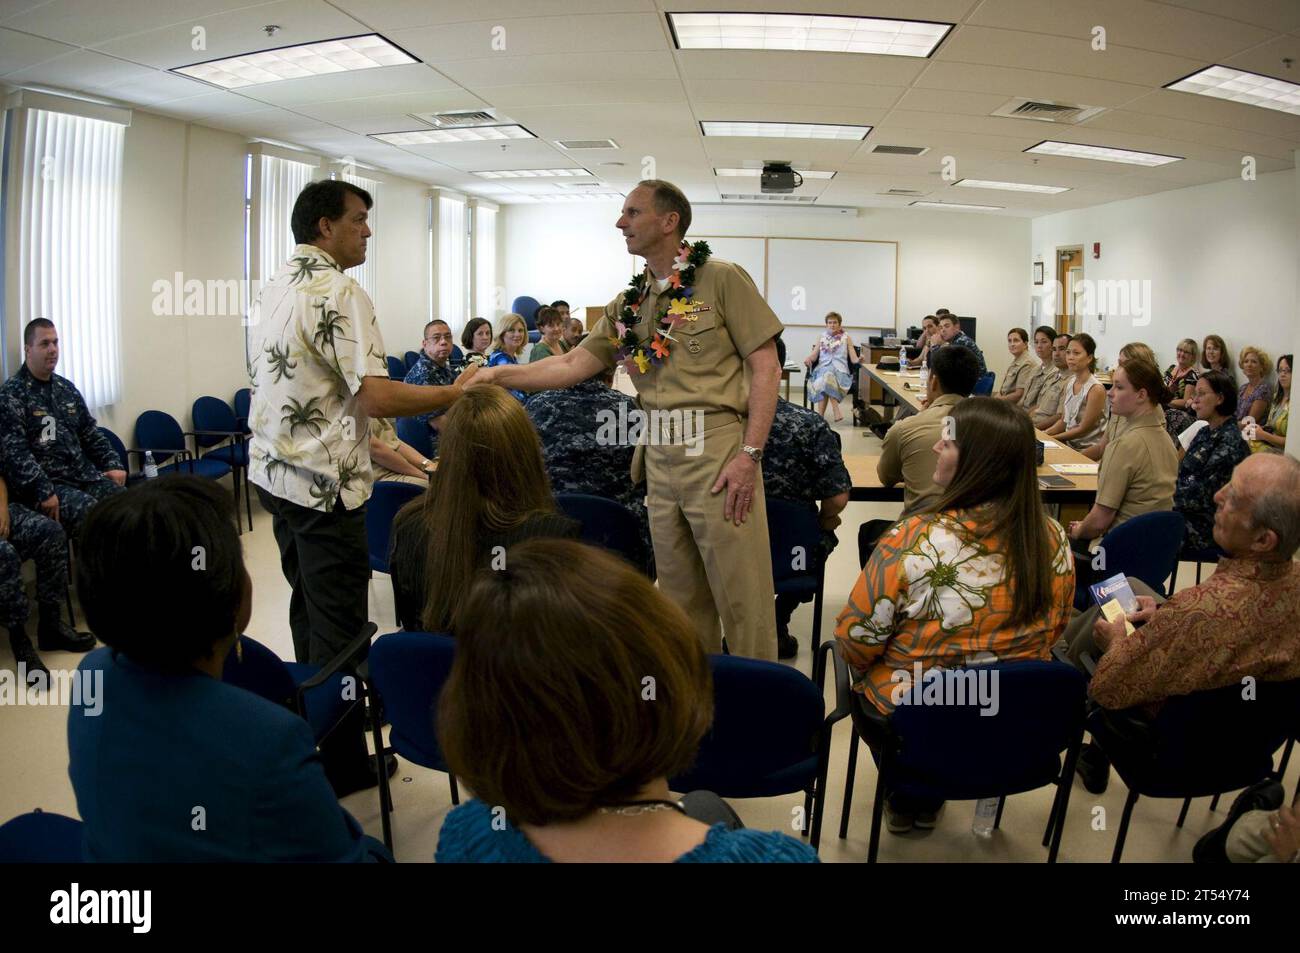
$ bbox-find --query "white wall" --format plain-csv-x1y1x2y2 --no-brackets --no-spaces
501,201,1032,381
1030,170,1297,375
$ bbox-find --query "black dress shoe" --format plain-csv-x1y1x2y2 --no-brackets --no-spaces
8,631,50,686
331,754,398,799
1075,741,1111,795
1192,779,1286,863
37,620,97,653
777,633,798,660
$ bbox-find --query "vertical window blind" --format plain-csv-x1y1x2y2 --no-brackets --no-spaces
437,193,467,326
341,171,379,307
258,153,314,286
474,204,497,322
16,108,124,409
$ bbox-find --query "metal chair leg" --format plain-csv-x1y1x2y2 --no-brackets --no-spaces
839,727,859,839
367,687,393,851
802,788,814,842
867,770,886,863
1176,796,1192,828
1112,790,1139,863
1047,736,1082,863
1276,737,1294,779
449,774,460,805
1209,792,1222,812
65,549,77,626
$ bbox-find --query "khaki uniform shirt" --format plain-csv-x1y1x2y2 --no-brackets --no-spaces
1020,361,1053,409
1096,408,1179,527
1000,353,1037,398
1029,367,1067,430
877,392,963,517
580,258,782,415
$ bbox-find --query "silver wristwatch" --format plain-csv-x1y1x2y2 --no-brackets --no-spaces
741,444,764,463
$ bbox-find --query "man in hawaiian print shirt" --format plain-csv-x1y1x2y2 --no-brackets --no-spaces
403,319,460,455
247,179,473,796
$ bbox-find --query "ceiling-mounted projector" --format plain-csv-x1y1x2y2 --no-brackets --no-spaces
761,162,803,194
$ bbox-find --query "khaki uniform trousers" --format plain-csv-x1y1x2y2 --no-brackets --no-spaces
642,414,777,662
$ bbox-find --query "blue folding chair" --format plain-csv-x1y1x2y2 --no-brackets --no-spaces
1171,543,1223,590
395,416,433,462
233,388,251,436
556,492,652,577
0,810,85,862
367,482,425,575
670,648,848,852
367,630,460,850
1090,677,1300,862
192,396,253,532
767,497,827,654
512,295,542,344
972,371,996,396
1074,510,1186,609
836,656,1087,862
97,426,145,487
387,355,407,380
404,350,421,372
134,410,233,485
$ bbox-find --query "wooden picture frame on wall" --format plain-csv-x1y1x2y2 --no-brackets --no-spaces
1033,261,1044,285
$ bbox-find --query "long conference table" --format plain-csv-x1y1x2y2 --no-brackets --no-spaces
846,364,1099,508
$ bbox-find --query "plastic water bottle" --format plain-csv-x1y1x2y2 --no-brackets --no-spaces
919,366,930,391
143,451,159,480
899,351,908,373
972,797,998,837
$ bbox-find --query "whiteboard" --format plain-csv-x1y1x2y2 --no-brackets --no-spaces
765,238,896,331
695,236,766,297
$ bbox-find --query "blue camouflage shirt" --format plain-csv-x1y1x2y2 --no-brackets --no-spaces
762,398,852,557
935,332,987,375
0,365,120,505
402,354,460,430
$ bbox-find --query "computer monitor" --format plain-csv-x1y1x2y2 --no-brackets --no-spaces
956,316,977,340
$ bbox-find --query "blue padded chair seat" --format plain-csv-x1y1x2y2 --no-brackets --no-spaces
204,443,249,468
159,457,232,480
0,811,85,863
367,631,456,772
284,662,351,741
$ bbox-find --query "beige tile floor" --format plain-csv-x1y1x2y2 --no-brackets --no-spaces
2,408,1294,863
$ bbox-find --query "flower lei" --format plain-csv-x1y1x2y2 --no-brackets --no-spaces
612,240,711,374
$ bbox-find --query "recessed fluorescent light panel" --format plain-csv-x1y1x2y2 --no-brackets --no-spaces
371,125,535,145
701,121,869,140
714,167,836,179
173,34,418,89
1166,65,1300,116
1025,140,1181,167
909,201,1003,211
472,169,591,178
954,178,1068,194
669,13,951,57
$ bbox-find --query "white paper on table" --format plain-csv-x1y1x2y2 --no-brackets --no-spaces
1051,463,1099,475
1038,439,1061,449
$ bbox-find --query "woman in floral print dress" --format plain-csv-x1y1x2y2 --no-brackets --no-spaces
835,397,1076,832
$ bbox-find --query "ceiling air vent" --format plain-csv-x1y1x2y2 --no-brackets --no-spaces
870,144,929,156
410,110,499,127
557,139,620,150
992,98,1105,124
720,193,816,203
880,188,928,196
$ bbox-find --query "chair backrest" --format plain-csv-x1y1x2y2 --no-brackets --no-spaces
221,634,297,710
1097,510,1186,596
191,396,238,449
367,481,425,573
367,631,457,771
394,416,433,460
670,654,825,798
233,388,252,434
404,350,421,371
451,345,464,364
511,295,541,329
98,427,129,473
0,811,85,862
386,355,407,380
766,497,824,584
886,661,1087,800
972,371,996,396
555,493,651,576
134,410,185,463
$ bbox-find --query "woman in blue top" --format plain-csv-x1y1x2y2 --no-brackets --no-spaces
802,311,858,422
1175,371,1248,553
434,538,817,863
487,312,529,402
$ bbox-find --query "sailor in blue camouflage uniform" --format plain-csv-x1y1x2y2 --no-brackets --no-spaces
1,320,126,540
1,398,97,684
525,372,653,576
402,319,461,456
764,336,851,658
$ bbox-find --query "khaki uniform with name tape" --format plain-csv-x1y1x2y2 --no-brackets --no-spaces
581,258,783,660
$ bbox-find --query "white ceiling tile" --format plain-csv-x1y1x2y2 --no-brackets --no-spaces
389,12,665,62
294,90,492,126
2,0,257,46
438,50,677,86
481,79,686,107
0,25,77,75
686,79,904,108
1086,107,1298,158
913,61,1154,107
1219,33,1300,84
676,48,927,85
1121,88,1300,140
329,0,656,31
1164,0,1300,34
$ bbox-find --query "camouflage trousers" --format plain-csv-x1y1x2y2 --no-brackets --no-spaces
52,476,125,540
0,504,68,629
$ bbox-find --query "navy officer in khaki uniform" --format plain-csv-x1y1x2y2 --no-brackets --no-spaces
474,180,784,660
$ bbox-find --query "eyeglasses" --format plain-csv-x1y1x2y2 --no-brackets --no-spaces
1176,349,1193,356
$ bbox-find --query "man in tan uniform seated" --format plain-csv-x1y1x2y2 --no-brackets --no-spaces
473,179,783,660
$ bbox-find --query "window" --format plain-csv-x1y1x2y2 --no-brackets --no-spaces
473,203,498,322
437,192,467,326
257,153,314,284
13,108,125,409
338,171,379,307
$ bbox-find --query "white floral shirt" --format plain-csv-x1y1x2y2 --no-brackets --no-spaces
246,244,389,511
